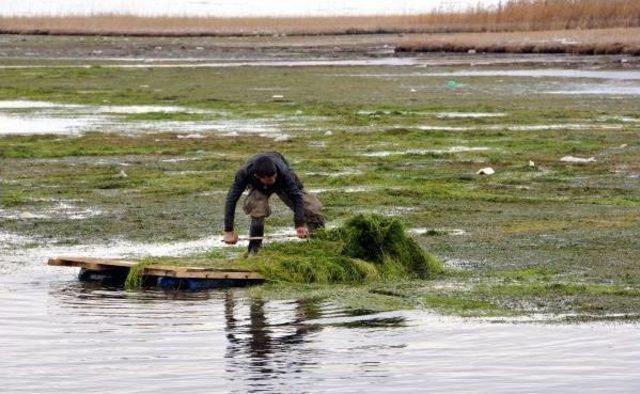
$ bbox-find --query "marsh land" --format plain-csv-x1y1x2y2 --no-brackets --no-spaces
1,34,639,319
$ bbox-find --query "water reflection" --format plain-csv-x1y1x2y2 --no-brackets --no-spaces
0,275,636,393
224,293,322,392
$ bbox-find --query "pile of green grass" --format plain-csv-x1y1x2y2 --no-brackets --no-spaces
256,214,442,284
125,214,442,289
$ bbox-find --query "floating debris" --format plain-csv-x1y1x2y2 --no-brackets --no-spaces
476,167,495,175
560,156,596,163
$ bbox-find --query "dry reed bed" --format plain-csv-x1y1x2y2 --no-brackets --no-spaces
1,0,639,37
396,28,640,56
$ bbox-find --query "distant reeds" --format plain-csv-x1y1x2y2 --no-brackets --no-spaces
396,27,640,56
1,0,639,37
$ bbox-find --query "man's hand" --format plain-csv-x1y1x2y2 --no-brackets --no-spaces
295,226,310,239
223,231,239,244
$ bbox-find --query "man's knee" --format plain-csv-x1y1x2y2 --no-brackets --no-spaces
243,190,271,218
302,192,324,230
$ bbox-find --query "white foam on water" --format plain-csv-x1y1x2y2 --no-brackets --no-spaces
436,112,507,119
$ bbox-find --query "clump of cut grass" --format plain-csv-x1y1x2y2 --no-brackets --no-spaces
323,214,443,279
253,214,442,284
124,214,442,289
252,239,381,284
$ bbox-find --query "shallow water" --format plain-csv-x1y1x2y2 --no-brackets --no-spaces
0,101,291,138
343,69,640,81
1,257,639,393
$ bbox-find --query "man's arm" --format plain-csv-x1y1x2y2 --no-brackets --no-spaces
224,168,249,232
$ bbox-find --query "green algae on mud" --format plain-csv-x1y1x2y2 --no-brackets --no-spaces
124,214,443,290
2,56,639,318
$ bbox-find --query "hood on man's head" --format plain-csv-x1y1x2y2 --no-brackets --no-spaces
253,156,277,177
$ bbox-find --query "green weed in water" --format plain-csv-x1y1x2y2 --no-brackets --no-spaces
124,259,157,290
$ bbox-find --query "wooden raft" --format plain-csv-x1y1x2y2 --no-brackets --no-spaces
48,256,265,289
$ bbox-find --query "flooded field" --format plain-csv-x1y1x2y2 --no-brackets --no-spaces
1,38,639,391
2,272,640,393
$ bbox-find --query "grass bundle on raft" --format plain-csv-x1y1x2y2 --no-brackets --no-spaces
124,214,442,289
258,214,442,284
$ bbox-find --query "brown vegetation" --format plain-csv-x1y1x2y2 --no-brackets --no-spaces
0,0,639,37
396,28,640,56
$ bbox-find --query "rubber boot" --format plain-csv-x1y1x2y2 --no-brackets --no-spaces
248,217,265,255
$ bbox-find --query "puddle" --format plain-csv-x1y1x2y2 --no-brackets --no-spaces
560,155,597,164
416,124,624,132
308,185,384,193
0,100,212,113
2,55,620,70
0,203,103,220
410,227,467,236
0,100,295,139
0,100,85,109
436,112,507,119
342,69,640,81
598,115,640,123
304,170,363,177
0,113,94,135
545,86,640,96
0,58,422,70
362,146,490,157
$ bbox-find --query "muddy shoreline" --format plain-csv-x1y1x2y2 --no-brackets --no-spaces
2,33,640,68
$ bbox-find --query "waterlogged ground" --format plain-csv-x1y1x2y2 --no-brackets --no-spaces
1,43,639,391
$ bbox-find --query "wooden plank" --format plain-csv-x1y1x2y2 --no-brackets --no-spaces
48,256,264,280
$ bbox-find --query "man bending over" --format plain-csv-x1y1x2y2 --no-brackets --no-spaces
223,152,324,254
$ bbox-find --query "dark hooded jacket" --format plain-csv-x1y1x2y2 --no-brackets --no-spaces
224,152,305,231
